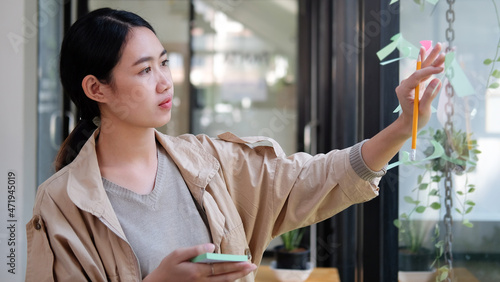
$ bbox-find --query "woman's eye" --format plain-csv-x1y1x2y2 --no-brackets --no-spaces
140,67,151,74
141,67,152,74
161,59,169,67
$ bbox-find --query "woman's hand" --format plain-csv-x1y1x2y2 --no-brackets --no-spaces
143,243,257,282
361,43,445,171
396,43,446,134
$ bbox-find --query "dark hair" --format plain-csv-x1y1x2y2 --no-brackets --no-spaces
55,8,155,171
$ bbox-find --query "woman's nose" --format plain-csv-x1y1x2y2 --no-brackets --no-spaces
156,69,172,93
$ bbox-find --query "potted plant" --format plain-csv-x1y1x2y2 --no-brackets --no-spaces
274,228,310,270
394,127,481,277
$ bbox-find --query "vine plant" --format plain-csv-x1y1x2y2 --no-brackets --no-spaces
484,0,500,89
394,128,481,281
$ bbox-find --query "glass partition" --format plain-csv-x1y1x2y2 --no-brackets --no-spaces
190,0,298,155
395,1,500,280
37,0,64,185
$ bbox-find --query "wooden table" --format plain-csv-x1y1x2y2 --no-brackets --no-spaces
255,265,340,282
398,268,478,282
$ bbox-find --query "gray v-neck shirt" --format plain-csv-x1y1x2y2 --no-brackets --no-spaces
103,145,212,278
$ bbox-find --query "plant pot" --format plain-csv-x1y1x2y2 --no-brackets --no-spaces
270,261,313,282
274,245,310,270
398,247,433,271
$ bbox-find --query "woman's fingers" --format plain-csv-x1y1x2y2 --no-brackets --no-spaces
208,262,257,281
169,243,216,265
397,66,444,94
422,42,443,68
419,78,442,110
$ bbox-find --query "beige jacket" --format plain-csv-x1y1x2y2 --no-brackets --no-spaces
26,130,379,281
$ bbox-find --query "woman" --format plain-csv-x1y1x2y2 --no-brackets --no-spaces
26,7,445,282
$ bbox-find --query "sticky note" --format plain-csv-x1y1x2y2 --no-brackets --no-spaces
445,52,475,97
191,253,249,263
420,40,432,51
390,0,438,5
377,33,419,65
387,139,444,170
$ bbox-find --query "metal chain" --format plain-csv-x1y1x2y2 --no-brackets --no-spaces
444,0,456,280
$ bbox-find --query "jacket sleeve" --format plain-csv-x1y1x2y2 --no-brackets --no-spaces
208,133,381,239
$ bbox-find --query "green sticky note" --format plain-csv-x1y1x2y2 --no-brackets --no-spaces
445,52,455,70
447,58,475,97
378,33,419,64
399,41,419,60
390,0,437,6
388,139,444,170
392,104,437,114
191,253,248,263
377,38,400,61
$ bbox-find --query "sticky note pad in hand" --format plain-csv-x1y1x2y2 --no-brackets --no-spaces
191,253,248,263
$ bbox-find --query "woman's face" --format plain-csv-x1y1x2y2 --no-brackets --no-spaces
100,27,174,129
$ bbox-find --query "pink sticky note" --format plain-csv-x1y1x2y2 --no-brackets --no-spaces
420,40,432,51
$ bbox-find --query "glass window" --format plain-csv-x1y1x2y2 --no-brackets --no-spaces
396,1,500,281
190,0,298,155
37,0,64,185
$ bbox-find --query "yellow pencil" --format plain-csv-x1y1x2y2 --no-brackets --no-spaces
411,54,422,161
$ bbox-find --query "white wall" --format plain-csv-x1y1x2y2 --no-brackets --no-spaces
0,0,37,280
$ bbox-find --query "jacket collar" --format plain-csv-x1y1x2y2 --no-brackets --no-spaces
154,131,220,205
65,129,222,239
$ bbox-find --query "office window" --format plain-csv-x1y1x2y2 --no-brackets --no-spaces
190,0,298,155
395,1,500,280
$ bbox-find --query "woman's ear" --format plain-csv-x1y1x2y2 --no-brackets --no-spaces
82,75,109,103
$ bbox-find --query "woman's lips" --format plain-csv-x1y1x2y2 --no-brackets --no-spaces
159,96,172,109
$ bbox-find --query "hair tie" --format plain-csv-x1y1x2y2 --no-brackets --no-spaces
92,116,101,127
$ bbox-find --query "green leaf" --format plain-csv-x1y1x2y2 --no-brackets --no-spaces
430,202,441,210
456,191,464,196
416,206,426,213
463,219,474,228
429,189,439,196
401,213,408,219
468,187,476,193
484,58,493,65
489,82,500,89
466,206,473,214
434,223,440,234
455,208,462,214
393,219,401,228
419,183,429,190
493,70,500,78
404,196,419,205
439,269,449,281
465,200,476,206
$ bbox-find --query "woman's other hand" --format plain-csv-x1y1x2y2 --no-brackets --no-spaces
143,243,257,282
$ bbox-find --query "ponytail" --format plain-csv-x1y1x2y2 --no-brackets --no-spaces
54,119,97,171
